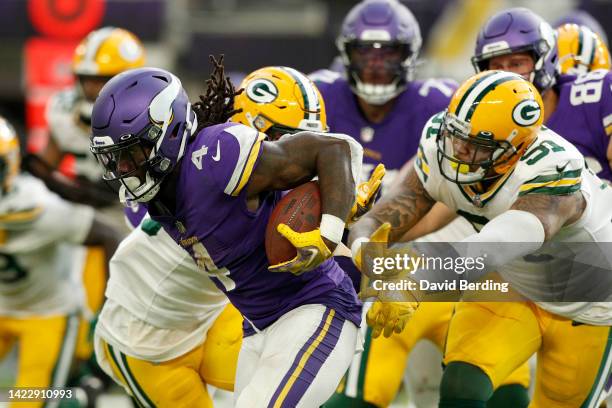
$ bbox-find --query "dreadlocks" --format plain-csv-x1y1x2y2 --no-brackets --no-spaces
193,55,242,133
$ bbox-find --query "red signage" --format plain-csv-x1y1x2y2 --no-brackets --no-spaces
24,38,78,153
28,0,105,39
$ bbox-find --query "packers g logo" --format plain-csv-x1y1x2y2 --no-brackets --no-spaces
512,100,541,126
246,79,278,104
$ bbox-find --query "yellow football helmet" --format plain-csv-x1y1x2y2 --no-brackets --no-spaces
0,117,20,194
438,71,543,184
73,27,145,77
232,66,328,140
557,23,611,75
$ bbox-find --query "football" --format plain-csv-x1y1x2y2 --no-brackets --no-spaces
265,181,322,265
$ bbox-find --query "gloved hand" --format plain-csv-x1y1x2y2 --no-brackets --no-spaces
354,221,420,338
352,222,392,272
361,285,419,338
347,163,385,225
268,224,332,275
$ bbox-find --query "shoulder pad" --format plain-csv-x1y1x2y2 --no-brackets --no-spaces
309,69,343,85
190,123,265,196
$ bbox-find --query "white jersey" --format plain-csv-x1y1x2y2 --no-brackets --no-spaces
416,112,612,325
97,217,229,362
0,174,94,316
46,87,102,181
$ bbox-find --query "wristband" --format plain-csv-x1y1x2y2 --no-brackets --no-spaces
350,237,370,260
320,214,345,244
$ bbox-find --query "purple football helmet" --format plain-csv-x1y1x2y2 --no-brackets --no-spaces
337,0,422,105
472,8,557,92
90,67,197,203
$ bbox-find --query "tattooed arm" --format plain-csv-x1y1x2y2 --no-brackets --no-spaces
457,191,586,271
510,191,586,241
348,160,436,247
402,202,458,242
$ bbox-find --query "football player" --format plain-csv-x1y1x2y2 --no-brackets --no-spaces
90,59,365,407
418,9,612,247
556,23,610,76
0,117,120,407
233,66,328,140
22,27,145,335
94,65,348,407
349,70,612,407
26,26,145,209
471,8,612,184
417,10,612,236
314,2,527,407
311,0,456,191
553,9,608,47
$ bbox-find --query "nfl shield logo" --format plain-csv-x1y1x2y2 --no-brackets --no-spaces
360,127,374,143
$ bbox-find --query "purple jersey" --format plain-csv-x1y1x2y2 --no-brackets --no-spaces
547,70,612,182
312,70,457,188
148,122,361,334
124,202,148,229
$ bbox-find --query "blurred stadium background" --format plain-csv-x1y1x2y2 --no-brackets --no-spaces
0,0,610,406
0,0,610,152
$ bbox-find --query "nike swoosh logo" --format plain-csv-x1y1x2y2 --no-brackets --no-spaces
212,141,221,162
556,162,569,173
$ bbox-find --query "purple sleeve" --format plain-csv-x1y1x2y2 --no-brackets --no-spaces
198,123,266,196
419,78,458,114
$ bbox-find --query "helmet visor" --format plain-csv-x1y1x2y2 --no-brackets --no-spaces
91,123,161,181
346,41,412,84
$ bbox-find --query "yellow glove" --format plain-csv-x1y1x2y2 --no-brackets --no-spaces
361,279,419,338
365,295,419,338
348,164,385,224
268,224,332,275
355,221,419,338
353,222,392,272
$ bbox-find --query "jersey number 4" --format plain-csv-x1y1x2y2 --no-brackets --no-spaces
192,242,236,291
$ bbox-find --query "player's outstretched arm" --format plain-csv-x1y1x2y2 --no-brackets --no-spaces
82,215,123,281
349,161,436,251
402,202,457,242
23,153,117,207
459,191,586,271
510,191,586,241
